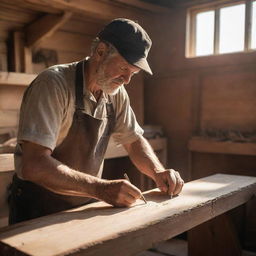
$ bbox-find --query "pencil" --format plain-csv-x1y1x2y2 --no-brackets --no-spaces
124,173,147,204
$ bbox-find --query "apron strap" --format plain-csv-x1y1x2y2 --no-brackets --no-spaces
75,60,85,110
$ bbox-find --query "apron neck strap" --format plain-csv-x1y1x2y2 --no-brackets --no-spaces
75,60,85,110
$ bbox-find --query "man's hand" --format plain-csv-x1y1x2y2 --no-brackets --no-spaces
153,169,184,196
97,179,142,207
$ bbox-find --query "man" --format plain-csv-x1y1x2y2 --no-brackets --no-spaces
9,18,184,224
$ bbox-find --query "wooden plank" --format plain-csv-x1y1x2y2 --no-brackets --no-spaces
13,31,23,73
0,4,38,24
0,154,14,172
0,158,14,228
200,69,256,131
0,138,166,172
105,138,167,159
23,47,33,74
61,17,103,35
0,53,7,72
38,30,92,53
25,12,73,47
10,32,33,73
188,213,241,256
188,136,256,156
0,110,19,128
20,0,153,22
0,72,36,86
111,0,172,14
0,86,25,110
0,0,59,15
0,174,255,256
0,171,14,228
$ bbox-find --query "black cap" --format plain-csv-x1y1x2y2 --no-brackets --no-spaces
97,18,152,75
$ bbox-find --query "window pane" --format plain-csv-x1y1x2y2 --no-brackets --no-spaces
252,1,256,49
219,4,245,53
195,11,214,56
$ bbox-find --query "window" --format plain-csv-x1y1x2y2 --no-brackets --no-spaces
252,1,256,49
187,0,256,57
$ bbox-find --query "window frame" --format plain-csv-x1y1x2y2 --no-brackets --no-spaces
186,0,255,57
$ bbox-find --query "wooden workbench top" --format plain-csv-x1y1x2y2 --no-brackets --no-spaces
0,174,255,256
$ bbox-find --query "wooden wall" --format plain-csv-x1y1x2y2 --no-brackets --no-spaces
144,4,256,250
2,1,256,180
145,5,256,182
0,4,148,137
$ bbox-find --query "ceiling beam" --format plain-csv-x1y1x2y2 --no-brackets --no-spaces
22,0,157,22
25,12,73,47
111,0,172,14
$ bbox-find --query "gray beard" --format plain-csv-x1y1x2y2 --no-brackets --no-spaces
101,84,121,95
96,62,123,95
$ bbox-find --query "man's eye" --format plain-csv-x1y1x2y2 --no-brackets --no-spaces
120,66,127,71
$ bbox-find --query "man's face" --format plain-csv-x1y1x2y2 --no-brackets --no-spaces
96,53,140,95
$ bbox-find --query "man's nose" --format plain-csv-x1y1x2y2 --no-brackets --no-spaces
122,72,132,85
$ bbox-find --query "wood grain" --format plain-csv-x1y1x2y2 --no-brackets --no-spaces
0,174,255,256
0,72,36,86
0,110,19,128
19,0,153,22
26,12,73,47
0,154,14,172
188,136,256,156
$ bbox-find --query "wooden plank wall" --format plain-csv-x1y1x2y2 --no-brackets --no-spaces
0,3,147,136
145,6,256,182
145,4,256,251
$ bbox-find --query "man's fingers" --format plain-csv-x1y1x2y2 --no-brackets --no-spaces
166,169,176,195
118,180,142,206
173,171,184,195
156,178,169,193
124,180,142,199
156,169,184,196
101,179,142,207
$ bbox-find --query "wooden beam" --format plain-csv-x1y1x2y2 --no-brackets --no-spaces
0,174,255,256
11,32,33,73
0,154,14,172
0,72,36,86
0,110,19,129
188,136,256,156
0,138,166,172
111,0,172,14
25,12,73,47
22,0,154,22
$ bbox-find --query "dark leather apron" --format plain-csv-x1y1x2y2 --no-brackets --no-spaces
8,60,115,224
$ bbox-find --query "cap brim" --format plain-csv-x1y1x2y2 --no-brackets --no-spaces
133,58,153,75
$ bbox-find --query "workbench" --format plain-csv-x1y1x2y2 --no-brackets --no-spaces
0,137,167,228
0,174,255,256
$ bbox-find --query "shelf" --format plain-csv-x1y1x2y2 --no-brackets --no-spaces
188,136,256,156
0,72,36,86
0,138,167,172
105,137,167,159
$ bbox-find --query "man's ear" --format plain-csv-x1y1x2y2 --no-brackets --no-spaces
95,42,108,60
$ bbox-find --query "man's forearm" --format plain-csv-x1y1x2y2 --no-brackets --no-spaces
124,135,165,181
22,152,103,199
21,141,143,207
124,135,184,195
